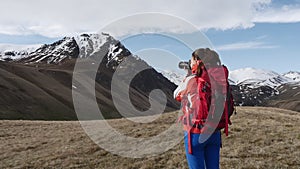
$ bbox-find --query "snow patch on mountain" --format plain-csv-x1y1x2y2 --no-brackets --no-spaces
159,67,299,89
0,44,41,61
75,33,110,58
283,71,300,82
26,37,79,64
0,33,117,64
107,44,123,63
158,69,185,85
256,75,294,88
229,67,279,84
229,68,300,89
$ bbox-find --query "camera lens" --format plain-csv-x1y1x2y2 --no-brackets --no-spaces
178,61,191,70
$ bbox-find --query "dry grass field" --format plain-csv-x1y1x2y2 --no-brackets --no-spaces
1,107,299,169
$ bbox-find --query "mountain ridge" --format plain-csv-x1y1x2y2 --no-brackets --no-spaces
161,67,300,112
0,33,180,120
0,35,299,113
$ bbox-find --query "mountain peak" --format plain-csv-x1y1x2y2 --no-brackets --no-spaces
229,67,280,84
0,44,41,61
75,33,113,58
23,36,79,64
7,32,131,65
283,71,300,82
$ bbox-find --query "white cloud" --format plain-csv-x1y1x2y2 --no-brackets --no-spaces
253,5,300,23
1,0,299,38
216,41,278,51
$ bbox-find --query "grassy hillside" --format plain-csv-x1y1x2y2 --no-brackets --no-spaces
0,107,299,169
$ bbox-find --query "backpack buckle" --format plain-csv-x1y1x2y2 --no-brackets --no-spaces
192,122,204,129
196,124,204,129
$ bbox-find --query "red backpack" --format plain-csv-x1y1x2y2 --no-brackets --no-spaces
206,65,235,135
176,65,235,154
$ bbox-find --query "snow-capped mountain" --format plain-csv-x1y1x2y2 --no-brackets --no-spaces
23,37,79,64
159,66,299,111
230,67,298,89
228,68,299,109
0,34,114,63
0,33,180,120
160,67,299,88
237,74,294,89
3,33,131,66
283,71,300,82
229,67,279,84
75,33,124,59
255,75,294,88
0,44,41,61
0,34,298,112
158,70,185,85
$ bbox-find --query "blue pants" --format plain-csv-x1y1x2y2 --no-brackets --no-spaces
184,131,221,169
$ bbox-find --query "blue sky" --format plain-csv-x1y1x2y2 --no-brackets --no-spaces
207,23,300,73
0,0,299,73
120,22,300,74
0,34,59,45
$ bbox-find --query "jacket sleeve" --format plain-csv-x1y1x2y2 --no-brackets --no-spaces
173,81,184,102
173,76,193,102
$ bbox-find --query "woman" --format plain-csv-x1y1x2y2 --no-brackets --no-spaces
174,48,226,169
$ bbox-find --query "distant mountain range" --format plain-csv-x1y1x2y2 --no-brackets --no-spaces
230,68,299,87
0,34,299,120
229,68,299,111
160,68,300,112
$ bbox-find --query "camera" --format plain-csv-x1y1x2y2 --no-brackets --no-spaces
178,60,191,70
